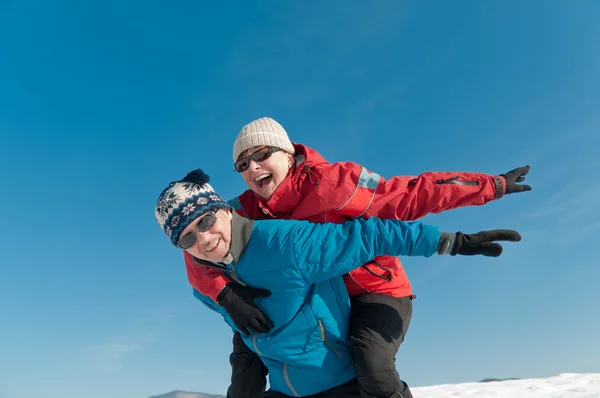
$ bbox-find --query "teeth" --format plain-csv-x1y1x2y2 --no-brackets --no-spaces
254,174,271,182
204,239,219,253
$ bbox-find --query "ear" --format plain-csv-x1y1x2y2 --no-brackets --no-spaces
287,153,294,169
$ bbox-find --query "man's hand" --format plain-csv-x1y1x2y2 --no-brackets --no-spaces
438,230,522,257
217,283,274,337
501,165,532,194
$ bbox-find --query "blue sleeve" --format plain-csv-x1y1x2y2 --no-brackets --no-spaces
192,288,238,333
292,217,441,284
193,288,221,312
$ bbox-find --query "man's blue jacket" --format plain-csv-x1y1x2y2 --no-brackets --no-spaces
193,213,440,396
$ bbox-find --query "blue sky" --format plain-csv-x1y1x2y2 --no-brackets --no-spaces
1,1,599,397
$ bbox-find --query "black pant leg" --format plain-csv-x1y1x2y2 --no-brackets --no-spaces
349,293,414,398
311,379,362,398
227,332,269,398
264,379,361,398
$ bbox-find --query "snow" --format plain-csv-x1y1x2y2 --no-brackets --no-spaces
148,374,600,397
411,373,600,398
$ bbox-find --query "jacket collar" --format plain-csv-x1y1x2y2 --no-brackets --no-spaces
225,211,254,265
192,210,254,269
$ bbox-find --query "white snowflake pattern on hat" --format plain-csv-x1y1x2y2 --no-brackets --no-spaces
155,170,230,247
182,203,196,215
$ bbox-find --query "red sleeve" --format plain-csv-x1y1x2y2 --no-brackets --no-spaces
331,163,505,221
184,251,232,302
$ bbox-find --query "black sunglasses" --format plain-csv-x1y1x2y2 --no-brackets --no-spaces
176,212,217,249
234,146,281,173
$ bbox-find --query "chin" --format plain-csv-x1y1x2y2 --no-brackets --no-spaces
260,188,276,199
212,247,228,262
252,183,272,196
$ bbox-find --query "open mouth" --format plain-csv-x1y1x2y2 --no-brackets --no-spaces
203,238,220,253
254,173,272,188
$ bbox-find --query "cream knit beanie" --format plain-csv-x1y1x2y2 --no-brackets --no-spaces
233,117,296,162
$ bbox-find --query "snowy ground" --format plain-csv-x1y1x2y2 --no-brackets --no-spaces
150,374,600,398
411,373,600,398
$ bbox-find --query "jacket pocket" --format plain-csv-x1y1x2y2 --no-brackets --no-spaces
317,319,343,360
283,362,301,397
435,176,479,186
251,331,263,355
361,260,393,281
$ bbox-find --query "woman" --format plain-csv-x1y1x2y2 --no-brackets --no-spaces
185,117,532,398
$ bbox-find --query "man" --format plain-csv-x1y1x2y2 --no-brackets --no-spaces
154,169,521,397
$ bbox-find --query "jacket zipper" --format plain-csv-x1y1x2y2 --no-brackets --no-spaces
317,320,343,360
436,176,479,186
193,258,228,272
348,272,370,293
252,332,262,355
283,363,300,397
361,260,393,281
229,264,246,286
281,321,344,397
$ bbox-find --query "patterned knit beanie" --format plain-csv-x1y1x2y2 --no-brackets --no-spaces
232,117,296,162
154,169,230,247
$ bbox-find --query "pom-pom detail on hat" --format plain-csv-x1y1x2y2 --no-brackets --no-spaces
181,169,210,186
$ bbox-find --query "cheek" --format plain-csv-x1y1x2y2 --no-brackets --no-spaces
216,222,230,244
274,166,291,183
241,171,254,186
266,158,290,181
212,222,226,238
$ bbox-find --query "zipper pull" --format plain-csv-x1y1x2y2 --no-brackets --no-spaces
436,176,459,184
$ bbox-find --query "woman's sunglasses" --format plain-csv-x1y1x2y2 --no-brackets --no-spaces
234,146,281,173
176,212,217,249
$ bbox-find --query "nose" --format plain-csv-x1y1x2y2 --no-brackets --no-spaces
193,230,210,248
248,158,261,171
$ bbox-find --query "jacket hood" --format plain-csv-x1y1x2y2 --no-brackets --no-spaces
291,142,328,168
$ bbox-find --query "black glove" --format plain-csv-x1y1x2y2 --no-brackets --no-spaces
217,283,274,336
501,165,532,194
438,230,521,257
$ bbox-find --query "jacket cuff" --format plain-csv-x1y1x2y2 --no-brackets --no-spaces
216,283,232,305
437,232,456,255
493,176,505,199
206,275,232,302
